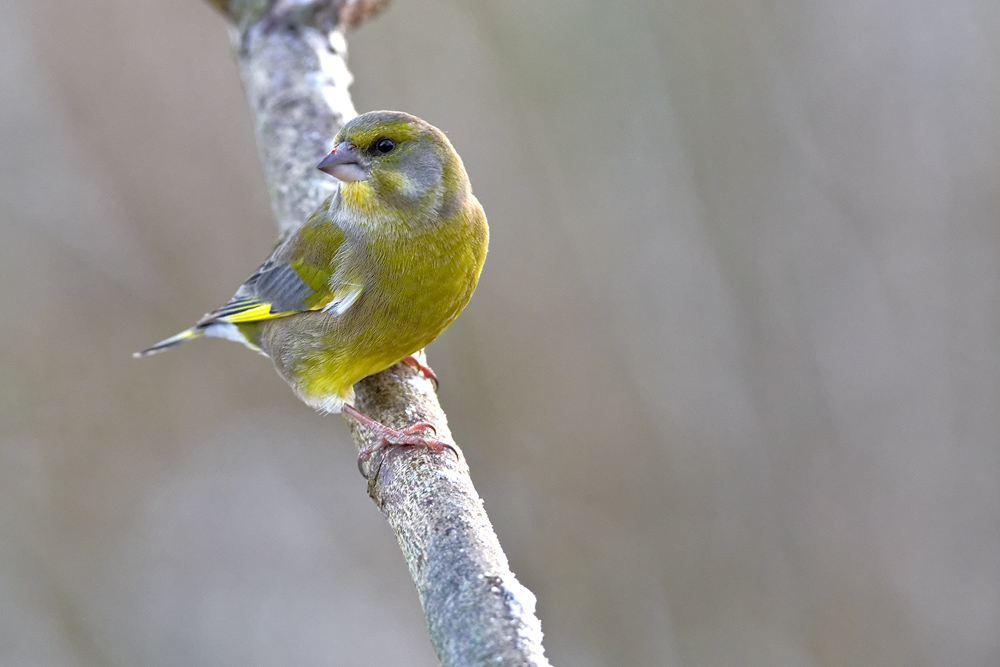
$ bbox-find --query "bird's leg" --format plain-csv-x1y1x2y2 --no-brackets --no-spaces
400,354,439,389
343,403,456,476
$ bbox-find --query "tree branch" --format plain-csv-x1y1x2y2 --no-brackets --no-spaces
208,1,550,664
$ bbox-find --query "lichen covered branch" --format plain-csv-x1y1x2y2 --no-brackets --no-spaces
211,1,550,664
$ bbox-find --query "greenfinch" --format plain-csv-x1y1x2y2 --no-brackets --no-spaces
136,111,488,467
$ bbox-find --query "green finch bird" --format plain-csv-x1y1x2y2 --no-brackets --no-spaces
136,110,488,468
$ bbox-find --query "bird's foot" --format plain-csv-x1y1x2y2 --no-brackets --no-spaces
344,404,456,477
400,354,439,389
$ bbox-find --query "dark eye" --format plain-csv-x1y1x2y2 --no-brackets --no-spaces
375,138,396,154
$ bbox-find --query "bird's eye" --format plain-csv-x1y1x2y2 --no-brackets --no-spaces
375,138,396,154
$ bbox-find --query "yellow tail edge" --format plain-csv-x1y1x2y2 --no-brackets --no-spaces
133,327,202,358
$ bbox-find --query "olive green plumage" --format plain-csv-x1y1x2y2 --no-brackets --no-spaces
137,111,488,417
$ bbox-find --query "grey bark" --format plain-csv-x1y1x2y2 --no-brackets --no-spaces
209,1,551,664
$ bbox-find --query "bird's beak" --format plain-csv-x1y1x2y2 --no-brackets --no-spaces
317,142,369,182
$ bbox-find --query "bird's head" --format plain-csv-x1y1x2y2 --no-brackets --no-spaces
318,111,469,218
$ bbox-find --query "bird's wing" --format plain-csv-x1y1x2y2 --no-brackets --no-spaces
198,220,363,326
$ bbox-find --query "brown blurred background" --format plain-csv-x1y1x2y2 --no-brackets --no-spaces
2,1,999,665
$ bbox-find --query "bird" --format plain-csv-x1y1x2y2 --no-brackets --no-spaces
136,110,488,472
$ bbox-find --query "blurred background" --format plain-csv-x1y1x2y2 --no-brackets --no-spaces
2,0,998,665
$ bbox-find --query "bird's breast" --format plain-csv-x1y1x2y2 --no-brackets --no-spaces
272,208,486,407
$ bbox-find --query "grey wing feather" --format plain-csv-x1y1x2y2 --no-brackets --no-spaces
245,262,314,312
197,260,315,326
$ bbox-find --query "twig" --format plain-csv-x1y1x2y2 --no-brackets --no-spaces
206,1,550,664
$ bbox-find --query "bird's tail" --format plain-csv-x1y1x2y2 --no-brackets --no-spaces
133,326,204,358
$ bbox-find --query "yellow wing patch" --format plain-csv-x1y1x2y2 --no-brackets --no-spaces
220,302,295,323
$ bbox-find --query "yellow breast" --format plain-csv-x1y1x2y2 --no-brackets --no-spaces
279,196,488,410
